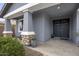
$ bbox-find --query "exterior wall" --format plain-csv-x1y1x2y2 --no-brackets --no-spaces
69,12,77,42
7,3,27,13
76,10,79,44
69,11,79,44
4,20,12,31
49,12,77,43
33,13,51,42
23,12,33,32
15,19,23,37
31,10,79,44
4,3,79,43
43,14,51,41
69,17,72,40
33,13,44,42
50,18,53,35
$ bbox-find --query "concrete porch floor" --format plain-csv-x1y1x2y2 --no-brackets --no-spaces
26,37,79,56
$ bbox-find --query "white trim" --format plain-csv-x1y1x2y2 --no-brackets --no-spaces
3,31,13,33
21,32,35,35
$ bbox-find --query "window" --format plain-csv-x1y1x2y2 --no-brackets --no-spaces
19,20,23,31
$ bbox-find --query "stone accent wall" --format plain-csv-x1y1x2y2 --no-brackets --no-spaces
21,35,35,46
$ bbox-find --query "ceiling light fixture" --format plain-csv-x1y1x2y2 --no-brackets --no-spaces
57,6,60,9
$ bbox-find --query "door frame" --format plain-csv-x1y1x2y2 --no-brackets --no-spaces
52,18,70,39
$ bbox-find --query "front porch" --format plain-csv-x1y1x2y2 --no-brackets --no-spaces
26,37,79,56
3,3,79,46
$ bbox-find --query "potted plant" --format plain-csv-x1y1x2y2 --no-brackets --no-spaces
31,38,37,47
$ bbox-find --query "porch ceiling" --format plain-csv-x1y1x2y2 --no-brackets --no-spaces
4,3,59,19
34,3,79,19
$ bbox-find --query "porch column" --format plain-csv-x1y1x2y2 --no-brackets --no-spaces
3,19,13,37
76,9,79,45
21,11,35,45
15,20,19,37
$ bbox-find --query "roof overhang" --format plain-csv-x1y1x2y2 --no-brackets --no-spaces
3,3,60,19
0,3,12,18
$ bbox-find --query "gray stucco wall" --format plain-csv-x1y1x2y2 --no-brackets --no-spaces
23,12,33,32
33,11,79,43
7,3,27,13
70,10,79,44
76,10,79,44
15,20,21,37
33,13,51,42
43,14,51,41
4,19,12,31
50,18,53,34
69,12,77,42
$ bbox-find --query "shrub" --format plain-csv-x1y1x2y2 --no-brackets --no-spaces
0,36,25,56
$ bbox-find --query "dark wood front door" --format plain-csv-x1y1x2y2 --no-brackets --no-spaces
53,19,69,38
